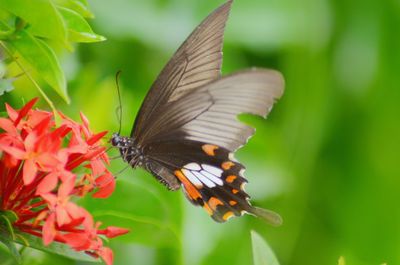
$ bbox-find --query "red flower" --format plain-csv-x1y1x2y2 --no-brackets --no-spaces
0,98,129,265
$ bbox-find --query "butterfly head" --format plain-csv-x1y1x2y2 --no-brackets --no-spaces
111,133,136,148
111,132,122,147
111,133,142,166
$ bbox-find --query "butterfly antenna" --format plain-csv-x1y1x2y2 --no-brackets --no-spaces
115,70,123,134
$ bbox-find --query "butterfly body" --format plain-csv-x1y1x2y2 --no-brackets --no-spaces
111,133,143,167
112,0,284,224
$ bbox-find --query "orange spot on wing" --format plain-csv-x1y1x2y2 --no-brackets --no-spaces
226,175,237,183
222,211,234,221
222,161,235,170
202,144,218,156
208,197,223,210
229,200,237,206
203,203,213,215
174,170,202,200
232,189,239,194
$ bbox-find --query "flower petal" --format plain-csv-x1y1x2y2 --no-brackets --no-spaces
43,213,56,245
87,131,108,146
0,118,18,135
93,172,115,199
98,247,113,265
23,159,37,185
40,192,57,205
62,232,91,250
58,174,75,198
31,113,52,136
3,153,20,168
5,103,18,121
98,226,129,238
24,131,38,152
56,206,72,226
37,153,62,171
80,112,90,129
0,142,26,160
36,172,58,194
90,159,106,176
65,202,86,221
27,110,52,130
14,98,39,126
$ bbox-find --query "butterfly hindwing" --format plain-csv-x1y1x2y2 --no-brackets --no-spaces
144,140,259,222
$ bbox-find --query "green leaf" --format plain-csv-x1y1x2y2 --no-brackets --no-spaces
13,232,100,263
79,178,181,247
58,7,105,43
0,0,67,43
0,233,21,263
338,256,345,265
0,220,21,263
8,29,69,103
0,210,19,224
251,230,280,265
55,0,94,18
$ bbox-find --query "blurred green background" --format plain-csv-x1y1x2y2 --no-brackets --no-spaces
1,0,400,264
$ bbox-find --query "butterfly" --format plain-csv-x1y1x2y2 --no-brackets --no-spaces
111,0,284,224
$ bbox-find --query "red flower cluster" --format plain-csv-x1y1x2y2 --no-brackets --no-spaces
0,98,128,264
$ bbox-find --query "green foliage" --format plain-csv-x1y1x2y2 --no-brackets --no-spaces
0,210,21,263
7,30,67,102
251,231,280,265
1,0,67,43
0,0,105,106
58,7,105,43
13,233,99,263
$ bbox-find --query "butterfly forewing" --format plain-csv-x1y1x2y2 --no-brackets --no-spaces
142,69,284,152
132,1,233,141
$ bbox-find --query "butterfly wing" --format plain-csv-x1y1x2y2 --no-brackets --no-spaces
144,139,282,224
141,69,284,151
142,70,284,224
132,0,232,139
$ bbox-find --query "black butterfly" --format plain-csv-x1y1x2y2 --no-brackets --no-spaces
111,0,284,224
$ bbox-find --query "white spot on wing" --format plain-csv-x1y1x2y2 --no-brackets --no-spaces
200,170,223,186
193,171,216,188
240,182,247,191
228,153,238,162
201,164,223,177
184,162,201,171
182,169,203,188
